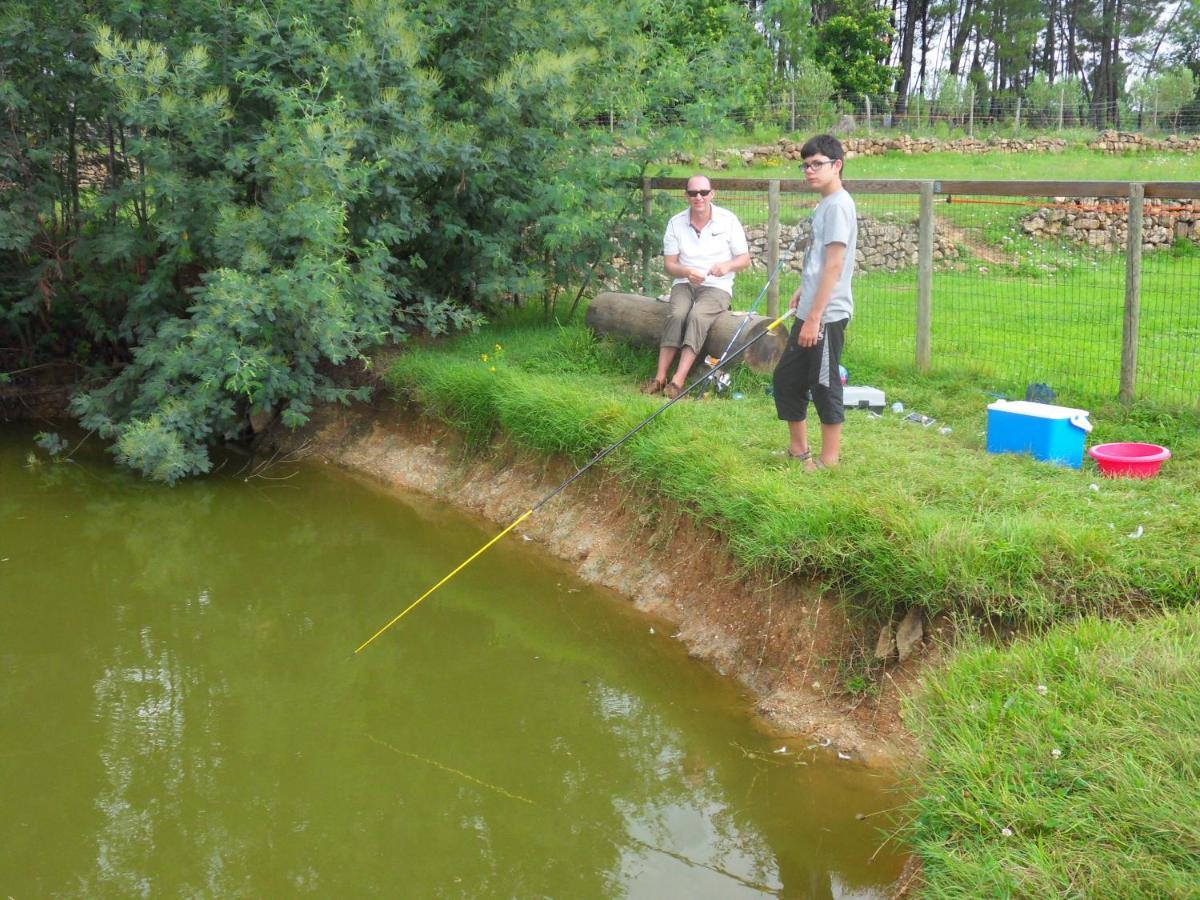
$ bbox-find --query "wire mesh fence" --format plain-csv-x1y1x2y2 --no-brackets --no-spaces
638,178,1200,410
597,95,1200,139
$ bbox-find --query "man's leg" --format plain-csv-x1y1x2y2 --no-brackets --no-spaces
816,423,841,468
653,345,678,386
668,286,729,391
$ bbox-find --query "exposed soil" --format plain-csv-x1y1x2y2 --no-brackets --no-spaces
267,392,938,767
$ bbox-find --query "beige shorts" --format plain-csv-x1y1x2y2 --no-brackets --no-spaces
660,283,731,353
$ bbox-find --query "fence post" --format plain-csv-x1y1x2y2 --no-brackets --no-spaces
642,177,653,295
1120,183,1144,404
863,94,871,132
916,181,934,371
1058,85,1064,130
968,88,975,137
1014,97,1022,134
767,179,781,318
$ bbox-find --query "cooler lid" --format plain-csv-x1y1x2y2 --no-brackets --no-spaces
988,399,1091,421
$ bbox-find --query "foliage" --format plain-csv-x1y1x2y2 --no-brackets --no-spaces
1129,66,1199,130
812,5,897,98
3,0,671,482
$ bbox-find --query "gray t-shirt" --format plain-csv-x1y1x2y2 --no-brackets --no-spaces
797,189,856,323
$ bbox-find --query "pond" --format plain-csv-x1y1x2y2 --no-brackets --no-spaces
0,426,907,897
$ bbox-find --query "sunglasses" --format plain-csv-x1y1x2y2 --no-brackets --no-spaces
685,189,713,197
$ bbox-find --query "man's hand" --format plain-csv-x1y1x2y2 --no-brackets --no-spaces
685,267,707,287
708,261,728,278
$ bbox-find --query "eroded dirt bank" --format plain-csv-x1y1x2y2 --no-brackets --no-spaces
270,399,929,766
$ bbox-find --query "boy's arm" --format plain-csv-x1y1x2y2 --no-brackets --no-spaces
794,241,846,347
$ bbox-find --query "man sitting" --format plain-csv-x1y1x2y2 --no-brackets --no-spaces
642,175,751,399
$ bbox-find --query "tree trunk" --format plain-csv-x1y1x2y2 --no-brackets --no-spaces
893,0,919,116
585,293,787,373
947,0,975,77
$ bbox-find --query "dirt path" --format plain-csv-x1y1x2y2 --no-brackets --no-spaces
271,399,931,767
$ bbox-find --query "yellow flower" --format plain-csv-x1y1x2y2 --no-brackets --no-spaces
480,353,489,362
489,366,496,373
494,344,502,353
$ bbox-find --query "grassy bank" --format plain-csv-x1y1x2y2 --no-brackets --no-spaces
906,609,1199,897
386,317,1199,625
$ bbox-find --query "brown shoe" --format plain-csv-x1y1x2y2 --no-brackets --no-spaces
640,377,665,395
663,382,683,399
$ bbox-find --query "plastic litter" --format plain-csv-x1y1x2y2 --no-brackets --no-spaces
1025,382,1056,403
904,412,936,427
1127,525,1144,539
937,426,953,435
838,364,848,384
731,391,745,400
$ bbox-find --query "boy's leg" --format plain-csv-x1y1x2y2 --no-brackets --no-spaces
817,422,842,467
773,318,813,456
808,319,848,467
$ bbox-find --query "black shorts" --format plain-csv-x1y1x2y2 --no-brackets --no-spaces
772,317,848,425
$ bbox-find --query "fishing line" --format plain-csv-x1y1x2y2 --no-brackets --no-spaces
354,307,796,654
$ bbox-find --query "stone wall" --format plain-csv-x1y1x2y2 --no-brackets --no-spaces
746,217,960,274
1020,198,1200,252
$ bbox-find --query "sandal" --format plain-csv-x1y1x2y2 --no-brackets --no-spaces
640,377,665,395
773,448,811,461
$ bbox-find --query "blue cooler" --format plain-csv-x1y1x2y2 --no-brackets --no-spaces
986,400,1092,468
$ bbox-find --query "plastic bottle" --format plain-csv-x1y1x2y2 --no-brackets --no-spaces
891,401,904,413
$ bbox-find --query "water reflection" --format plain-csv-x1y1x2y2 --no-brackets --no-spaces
0,429,905,897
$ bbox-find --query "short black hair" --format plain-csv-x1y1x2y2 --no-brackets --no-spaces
800,134,845,172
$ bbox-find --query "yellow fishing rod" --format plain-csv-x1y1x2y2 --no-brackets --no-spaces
355,307,797,653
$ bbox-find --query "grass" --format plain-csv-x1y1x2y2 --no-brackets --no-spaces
385,315,1200,624
905,609,1200,897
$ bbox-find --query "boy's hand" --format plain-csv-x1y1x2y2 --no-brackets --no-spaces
797,318,822,347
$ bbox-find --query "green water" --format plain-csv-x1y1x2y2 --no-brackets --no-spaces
0,428,907,897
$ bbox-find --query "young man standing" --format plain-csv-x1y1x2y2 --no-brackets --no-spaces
773,134,857,470
643,175,751,399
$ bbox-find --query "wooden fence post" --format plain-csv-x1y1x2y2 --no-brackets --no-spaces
642,177,653,295
1120,183,1144,404
767,179,781,318
916,181,934,371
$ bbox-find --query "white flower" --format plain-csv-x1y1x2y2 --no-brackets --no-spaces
1051,748,1062,759
1036,684,1048,695
1001,827,1014,837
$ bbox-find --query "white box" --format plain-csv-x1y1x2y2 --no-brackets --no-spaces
843,385,886,411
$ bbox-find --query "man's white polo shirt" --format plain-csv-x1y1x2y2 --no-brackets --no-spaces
662,204,749,295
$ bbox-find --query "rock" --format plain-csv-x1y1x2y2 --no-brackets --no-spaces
874,622,896,660
896,607,924,662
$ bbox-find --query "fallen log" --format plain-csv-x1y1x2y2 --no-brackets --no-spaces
585,292,787,374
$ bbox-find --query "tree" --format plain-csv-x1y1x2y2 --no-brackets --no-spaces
812,3,897,98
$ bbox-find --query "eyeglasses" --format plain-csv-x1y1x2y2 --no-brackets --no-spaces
685,189,712,197
802,160,837,172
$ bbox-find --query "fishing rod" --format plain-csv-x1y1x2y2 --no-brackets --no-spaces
701,229,809,395
354,306,797,654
